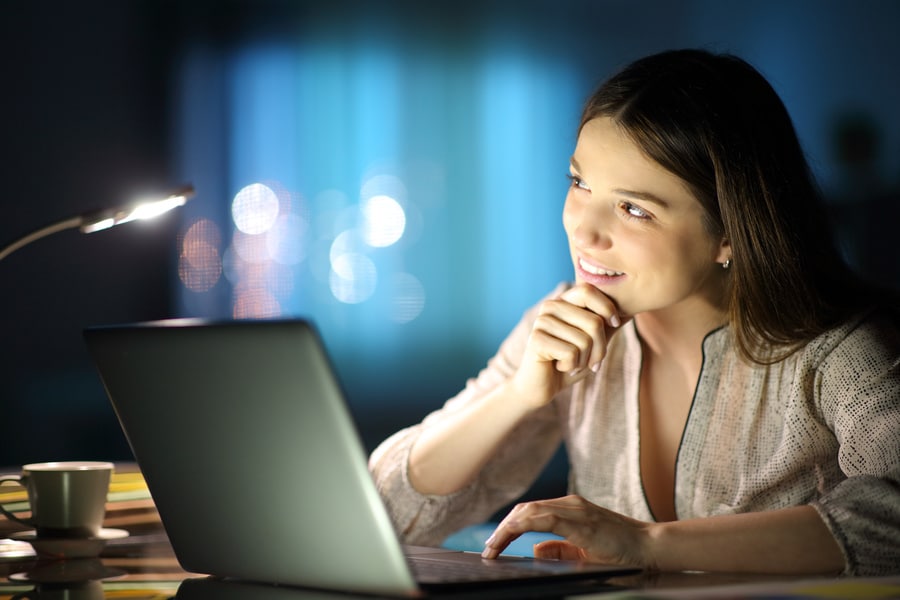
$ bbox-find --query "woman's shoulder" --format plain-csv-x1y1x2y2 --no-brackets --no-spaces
802,305,900,368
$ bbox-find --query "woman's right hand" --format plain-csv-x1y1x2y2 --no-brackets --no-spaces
510,283,621,409
405,283,621,497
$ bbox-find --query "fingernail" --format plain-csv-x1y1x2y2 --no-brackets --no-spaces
484,533,496,547
610,314,621,328
591,362,601,373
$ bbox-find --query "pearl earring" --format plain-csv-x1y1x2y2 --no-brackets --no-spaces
722,258,732,269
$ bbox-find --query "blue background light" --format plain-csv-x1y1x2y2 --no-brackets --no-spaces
2,1,899,484
170,0,900,430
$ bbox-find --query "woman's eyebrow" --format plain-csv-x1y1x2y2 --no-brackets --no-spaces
613,188,671,209
570,155,670,208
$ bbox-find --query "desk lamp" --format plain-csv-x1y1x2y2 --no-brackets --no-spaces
0,184,195,262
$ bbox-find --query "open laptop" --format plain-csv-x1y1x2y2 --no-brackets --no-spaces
84,318,636,597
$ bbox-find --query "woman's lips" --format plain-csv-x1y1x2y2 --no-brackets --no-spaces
577,257,626,285
578,257,623,276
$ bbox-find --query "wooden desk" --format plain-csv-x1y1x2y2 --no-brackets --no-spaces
2,466,898,599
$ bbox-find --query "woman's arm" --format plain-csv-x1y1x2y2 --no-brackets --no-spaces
408,379,539,495
482,496,844,574
408,283,621,496
367,287,567,545
650,505,844,573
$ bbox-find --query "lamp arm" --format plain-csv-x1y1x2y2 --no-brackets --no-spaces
0,184,193,264
0,216,85,263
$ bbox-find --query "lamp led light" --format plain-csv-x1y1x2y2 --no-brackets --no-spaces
0,185,195,262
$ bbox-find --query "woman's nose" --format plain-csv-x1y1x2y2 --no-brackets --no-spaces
570,210,612,250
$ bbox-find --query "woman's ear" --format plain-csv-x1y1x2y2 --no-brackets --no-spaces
715,237,732,266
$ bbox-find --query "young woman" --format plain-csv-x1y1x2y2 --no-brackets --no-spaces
369,49,900,576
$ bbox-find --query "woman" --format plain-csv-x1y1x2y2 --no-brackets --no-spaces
369,49,900,576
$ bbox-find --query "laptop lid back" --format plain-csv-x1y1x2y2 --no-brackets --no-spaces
85,319,418,596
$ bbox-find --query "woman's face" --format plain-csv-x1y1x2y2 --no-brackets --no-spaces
564,117,729,320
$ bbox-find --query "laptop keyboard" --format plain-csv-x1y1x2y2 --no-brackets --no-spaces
408,552,587,584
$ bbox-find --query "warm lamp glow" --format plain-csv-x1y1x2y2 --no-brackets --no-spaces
79,185,195,233
0,185,195,262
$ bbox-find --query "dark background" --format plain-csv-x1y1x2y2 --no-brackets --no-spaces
1,2,898,509
1,1,176,462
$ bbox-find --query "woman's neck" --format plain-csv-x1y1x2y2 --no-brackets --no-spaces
633,301,728,362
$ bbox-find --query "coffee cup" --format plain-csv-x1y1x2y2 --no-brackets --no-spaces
0,461,113,539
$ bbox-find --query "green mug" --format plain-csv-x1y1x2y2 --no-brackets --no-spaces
0,461,113,539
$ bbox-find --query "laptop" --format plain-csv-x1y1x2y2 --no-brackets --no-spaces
84,318,636,597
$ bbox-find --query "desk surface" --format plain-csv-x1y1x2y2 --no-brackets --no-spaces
1,466,898,599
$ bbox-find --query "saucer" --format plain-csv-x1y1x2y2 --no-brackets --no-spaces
0,537,36,558
8,558,125,583
9,528,129,559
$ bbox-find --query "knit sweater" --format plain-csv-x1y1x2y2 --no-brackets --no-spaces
369,284,900,575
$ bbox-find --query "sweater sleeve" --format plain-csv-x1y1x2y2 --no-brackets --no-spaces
810,309,900,576
368,289,566,546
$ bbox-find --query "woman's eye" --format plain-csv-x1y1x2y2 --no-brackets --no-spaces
567,174,590,191
621,202,650,220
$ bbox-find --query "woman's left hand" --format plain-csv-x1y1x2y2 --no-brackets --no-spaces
481,495,655,569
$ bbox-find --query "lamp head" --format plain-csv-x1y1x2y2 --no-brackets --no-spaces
79,185,195,233
0,184,195,263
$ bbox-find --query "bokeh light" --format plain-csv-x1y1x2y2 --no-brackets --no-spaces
231,259,286,319
360,173,407,205
178,218,223,292
232,183,280,234
329,229,366,266
182,175,427,321
232,228,270,264
232,286,281,319
266,213,309,265
330,253,377,304
226,181,299,318
362,194,406,248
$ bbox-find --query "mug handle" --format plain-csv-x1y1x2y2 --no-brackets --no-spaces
0,475,35,529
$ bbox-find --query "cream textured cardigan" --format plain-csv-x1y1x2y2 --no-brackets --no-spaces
369,284,900,575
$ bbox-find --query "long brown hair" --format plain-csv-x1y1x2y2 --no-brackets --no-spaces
581,49,877,363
